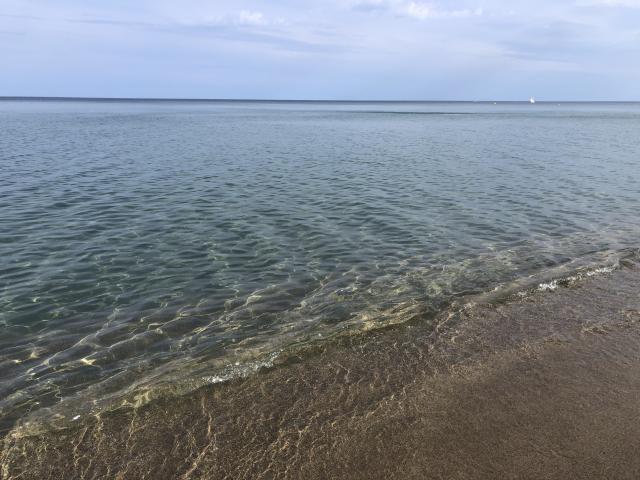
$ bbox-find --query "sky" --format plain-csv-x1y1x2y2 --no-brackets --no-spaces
1,0,639,100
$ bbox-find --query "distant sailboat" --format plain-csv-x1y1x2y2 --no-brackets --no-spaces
529,96,536,104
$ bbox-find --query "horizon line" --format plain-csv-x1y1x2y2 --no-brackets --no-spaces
1,96,639,103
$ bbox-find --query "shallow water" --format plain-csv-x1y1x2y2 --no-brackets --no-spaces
1,100,639,431
4,260,640,479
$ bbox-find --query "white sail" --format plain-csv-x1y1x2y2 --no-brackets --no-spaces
529,96,536,104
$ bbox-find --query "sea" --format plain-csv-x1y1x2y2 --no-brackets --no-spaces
1,99,639,434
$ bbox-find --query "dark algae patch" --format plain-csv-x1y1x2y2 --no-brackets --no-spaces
3,263,640,479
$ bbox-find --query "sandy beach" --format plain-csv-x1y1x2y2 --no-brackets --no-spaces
2,261,640,479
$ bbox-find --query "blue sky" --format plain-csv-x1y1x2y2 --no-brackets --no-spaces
1,0,639,100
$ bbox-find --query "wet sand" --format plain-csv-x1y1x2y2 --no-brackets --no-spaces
2,263,640,479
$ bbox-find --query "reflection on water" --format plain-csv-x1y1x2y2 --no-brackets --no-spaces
1,100,639,431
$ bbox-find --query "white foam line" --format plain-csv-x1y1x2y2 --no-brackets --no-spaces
537,265,616,292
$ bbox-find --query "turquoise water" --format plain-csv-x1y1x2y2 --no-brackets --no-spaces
1,100,639,430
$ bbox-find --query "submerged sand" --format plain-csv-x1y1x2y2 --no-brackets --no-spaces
2,263,640,479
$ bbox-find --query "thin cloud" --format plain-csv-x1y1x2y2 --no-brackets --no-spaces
48,11,341,54
350,0,483,19
237,10,267,26
1,0,639,99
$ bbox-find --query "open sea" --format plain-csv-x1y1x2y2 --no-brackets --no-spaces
1,99,639,434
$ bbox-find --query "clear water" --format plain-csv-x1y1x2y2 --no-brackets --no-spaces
1,100,639,429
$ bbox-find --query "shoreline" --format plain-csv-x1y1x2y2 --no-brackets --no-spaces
3,262,640,479
3,247,632,438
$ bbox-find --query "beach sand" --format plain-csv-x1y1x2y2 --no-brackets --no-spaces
2,263,640,479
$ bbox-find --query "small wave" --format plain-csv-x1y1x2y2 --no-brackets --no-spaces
537,265,616,292
201,350,281,385
7,247,638,439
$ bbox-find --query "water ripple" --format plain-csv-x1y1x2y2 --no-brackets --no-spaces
1,100,640,431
